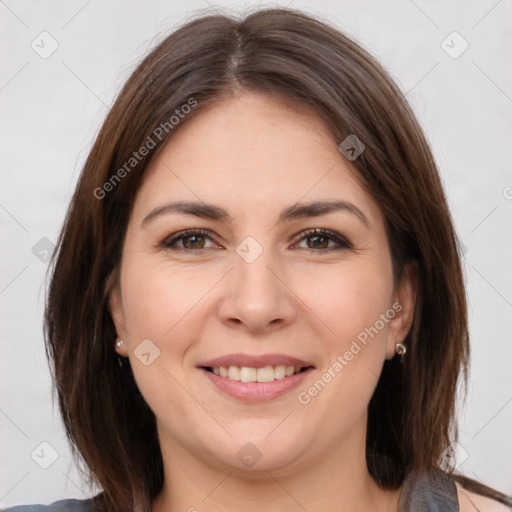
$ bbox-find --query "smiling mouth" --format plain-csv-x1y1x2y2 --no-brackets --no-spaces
201,364,313,383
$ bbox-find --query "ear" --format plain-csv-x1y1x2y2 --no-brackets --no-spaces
385,262,417,360
107,270,129,357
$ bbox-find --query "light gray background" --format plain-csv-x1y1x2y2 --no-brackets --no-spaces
1,0,511,507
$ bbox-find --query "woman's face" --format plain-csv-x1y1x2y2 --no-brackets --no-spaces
109,91,415,476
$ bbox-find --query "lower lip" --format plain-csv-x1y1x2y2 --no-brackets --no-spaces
199,367,314,403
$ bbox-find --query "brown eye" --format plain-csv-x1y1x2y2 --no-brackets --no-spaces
162,229,217,250
306,233,329,249
180,234,206,249
294,228,352,252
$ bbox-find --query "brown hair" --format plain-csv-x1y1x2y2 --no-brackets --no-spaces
43,7,512,512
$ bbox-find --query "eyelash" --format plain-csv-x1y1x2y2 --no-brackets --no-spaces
160,228,352,253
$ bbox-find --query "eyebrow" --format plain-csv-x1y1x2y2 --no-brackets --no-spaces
141,199,370,229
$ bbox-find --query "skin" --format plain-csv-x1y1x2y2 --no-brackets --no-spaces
109,90,417,512
456,483,511,512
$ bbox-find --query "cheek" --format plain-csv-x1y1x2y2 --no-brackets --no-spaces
309,260,393,344
297,265,393,430
120,255,208,342
119,259,206,423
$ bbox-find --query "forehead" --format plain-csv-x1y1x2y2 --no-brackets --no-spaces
130,91,383,229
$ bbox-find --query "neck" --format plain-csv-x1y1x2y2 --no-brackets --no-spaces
152,422,402,512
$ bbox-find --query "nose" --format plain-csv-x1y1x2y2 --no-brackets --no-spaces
217,248,298,334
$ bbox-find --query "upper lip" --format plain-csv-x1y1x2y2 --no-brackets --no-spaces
198,353,315,369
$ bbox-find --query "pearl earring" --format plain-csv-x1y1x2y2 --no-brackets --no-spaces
115,339,124,367
395,342,406,362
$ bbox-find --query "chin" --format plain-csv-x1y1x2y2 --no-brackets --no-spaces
205,432,306,475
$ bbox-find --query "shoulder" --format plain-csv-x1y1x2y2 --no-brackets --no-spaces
399,469,512,512
1,497,95,512
455,482,512,512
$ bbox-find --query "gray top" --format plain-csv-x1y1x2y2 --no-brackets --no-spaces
1,469,461,511
1,498,95,512
398,468,459,511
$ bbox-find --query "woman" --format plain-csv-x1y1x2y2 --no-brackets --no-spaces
4,7,511,512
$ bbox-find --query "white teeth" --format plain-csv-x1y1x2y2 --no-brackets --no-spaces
274,365,286,380
240,367,256,382
210,364,304,382
256,366,274,382
228,366,241,381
